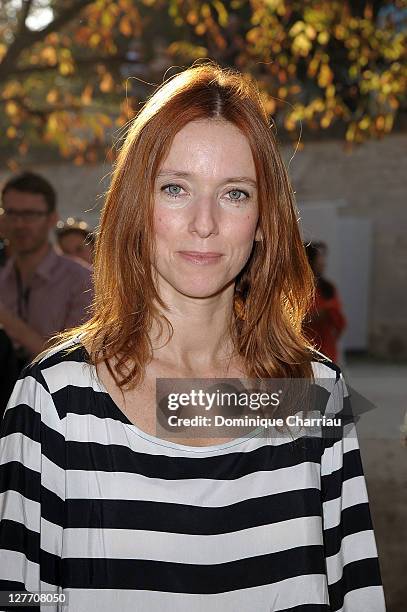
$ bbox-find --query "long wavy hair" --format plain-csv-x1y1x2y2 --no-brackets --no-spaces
40,61,317,422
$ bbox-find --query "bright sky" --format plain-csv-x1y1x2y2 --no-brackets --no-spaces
10,0,53,31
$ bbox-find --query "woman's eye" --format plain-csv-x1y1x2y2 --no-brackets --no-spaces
160,184,250,203
225,189,250,202
161,184,185,198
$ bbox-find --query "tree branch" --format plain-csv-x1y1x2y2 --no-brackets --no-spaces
17,0,33,35
0,95,81,117
4,55,144,77
0,0,94,81
0,95,120,118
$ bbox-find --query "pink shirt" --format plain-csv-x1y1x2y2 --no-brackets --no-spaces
0,244,94,346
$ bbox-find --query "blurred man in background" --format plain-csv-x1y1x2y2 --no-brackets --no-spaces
0,171,94,372
0,328,19,421
0,209,11,267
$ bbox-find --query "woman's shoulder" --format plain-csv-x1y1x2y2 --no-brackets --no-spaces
22,334,90,394
309,347,341,381
308,348,343,405
3,336,90,439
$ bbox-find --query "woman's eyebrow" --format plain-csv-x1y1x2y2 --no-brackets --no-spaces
157,170,257,187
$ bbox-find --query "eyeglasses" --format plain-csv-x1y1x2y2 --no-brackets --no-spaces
0,208,50,222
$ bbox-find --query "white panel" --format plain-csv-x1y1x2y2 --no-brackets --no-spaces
337,217,372,350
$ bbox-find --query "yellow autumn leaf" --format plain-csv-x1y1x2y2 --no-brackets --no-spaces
101,11,114,28
284,116,296,131
388,96,399,110
326,84,336,98
289,21,305,37
109,3,120,16
384,114,394,131
195,23,206,35
59,61,73,76
100,72,114,93
81,85,93,105
346,123,356,141
321,112,334,128
334,25,346,40
264,98,276,114
292,33,312,56
41,46,58,65
358,116,370,130
317,31,329,45
305,25,316,40
187,10,198,25
45,33,59,45
2,81,24,99
119,17,132,36
318,64,333,87
90,33,101,47
5,102,19,116
46,89,59,104
308,56,320,77
201,4,211,19
375,115,384,131
313,98,325,112
213,0,228,28
6,126,17,139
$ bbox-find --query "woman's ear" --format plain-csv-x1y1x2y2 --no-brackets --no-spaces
255,225,263,242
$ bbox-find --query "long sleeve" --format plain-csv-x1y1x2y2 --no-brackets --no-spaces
0,362,65,611
321,372,386,611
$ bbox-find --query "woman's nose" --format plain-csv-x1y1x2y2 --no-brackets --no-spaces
188,196,219,238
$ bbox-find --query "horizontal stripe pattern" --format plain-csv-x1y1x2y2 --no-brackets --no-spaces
62,575,330,612
0,335,386,611
61,515,323,563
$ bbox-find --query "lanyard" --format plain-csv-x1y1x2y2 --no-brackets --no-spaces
15,266,31,322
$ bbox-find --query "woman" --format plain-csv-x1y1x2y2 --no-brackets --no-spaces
304,241,347,363
0,63,385,611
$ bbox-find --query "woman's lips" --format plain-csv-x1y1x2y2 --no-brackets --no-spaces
177,251,223,265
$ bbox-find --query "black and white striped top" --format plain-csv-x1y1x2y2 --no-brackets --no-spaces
0,335,386,611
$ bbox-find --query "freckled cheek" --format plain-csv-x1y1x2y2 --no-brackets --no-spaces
153,213,182,249
226,215,258,245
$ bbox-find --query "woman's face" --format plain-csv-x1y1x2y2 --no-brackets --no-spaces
152,119,262,301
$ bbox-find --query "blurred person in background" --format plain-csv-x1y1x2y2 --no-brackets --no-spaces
55,217,95,267
0,171,94,372
0,209,11,267
303,240,347,363
0,328,19,420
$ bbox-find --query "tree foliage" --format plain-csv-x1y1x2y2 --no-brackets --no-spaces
0,0,406,166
